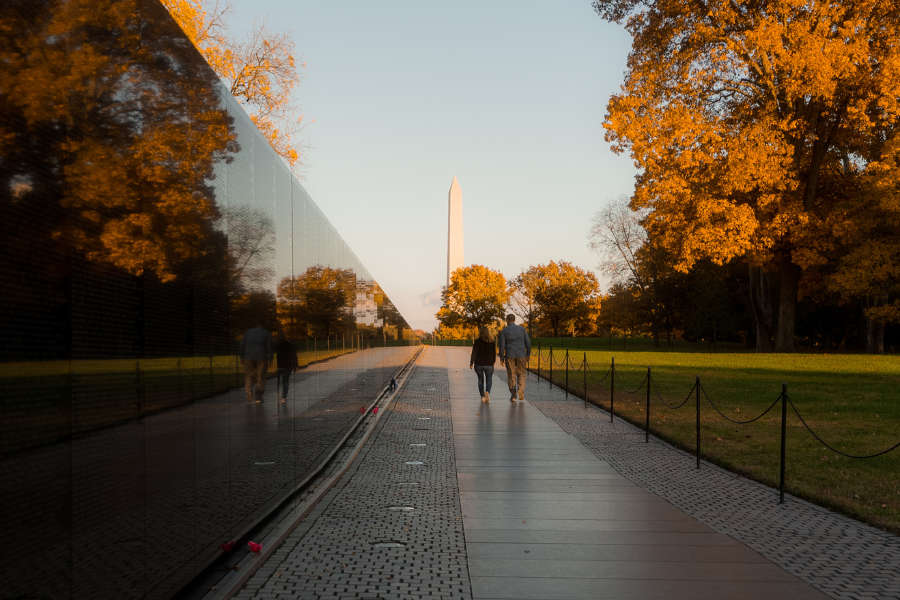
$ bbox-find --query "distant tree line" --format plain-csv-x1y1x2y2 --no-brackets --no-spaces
591,0,900,353
435,262,602,339
589,197,899,353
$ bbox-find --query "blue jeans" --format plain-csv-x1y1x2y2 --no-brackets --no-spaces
474,365,494,397
276,368,292,398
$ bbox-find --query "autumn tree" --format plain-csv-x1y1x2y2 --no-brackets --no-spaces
508,269,542,337
826,157,900,352
595,0,900,352
598,283,644,339
437,265,510,330
529,261,601,337
162,0,306,171
588,195,678,346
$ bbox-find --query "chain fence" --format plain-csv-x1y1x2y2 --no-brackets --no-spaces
528,353,900,503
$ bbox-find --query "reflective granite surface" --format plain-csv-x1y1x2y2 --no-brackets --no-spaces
0,1,418,597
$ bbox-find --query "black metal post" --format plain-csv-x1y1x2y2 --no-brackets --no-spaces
549,346,553,387
645,366,651,443
583,352,587,409
537,342,541,382
695,375,701,469
780,382,787,504
610,357,615,423
565,349,569,398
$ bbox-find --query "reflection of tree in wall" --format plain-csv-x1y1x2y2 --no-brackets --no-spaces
227,207,275,296
0,0,238,359
4,0,236,281
276,266,355,339
226,207,276,333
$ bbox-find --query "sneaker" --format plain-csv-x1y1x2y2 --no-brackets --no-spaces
484,391,490,403
280,397,287,403
517,389,524,401
510,392,517,402
481,396,486,403
246,392,253,402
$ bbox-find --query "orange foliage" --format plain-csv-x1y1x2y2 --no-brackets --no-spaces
1,0,237,282
162,0,306,171
596,0,900,349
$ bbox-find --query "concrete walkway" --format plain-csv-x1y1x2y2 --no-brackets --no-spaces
445,347,830,600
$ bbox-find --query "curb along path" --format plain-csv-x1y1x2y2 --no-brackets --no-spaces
521,364,900,600
235,348,472,600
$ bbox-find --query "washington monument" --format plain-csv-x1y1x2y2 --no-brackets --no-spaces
447,176,464,286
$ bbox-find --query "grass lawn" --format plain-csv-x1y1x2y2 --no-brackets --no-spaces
530,338,900,536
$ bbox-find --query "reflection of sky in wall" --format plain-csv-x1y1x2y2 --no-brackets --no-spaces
214,85,400,329
227,0,638,331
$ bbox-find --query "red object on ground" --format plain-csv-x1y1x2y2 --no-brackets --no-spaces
248,541,262,553
373,407,378,414
219,542,234,552
360,406,366,414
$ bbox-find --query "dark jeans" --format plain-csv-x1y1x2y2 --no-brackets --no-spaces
276,367,292,398
474,365,494,397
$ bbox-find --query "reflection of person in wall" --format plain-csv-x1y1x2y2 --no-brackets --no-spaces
239,321,274,403
498,314,531,403
274,330,299,403
469,326,496,403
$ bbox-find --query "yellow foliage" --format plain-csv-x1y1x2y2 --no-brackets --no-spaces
162,0,306,171
1,0,237,282
598,0,900,274
437,265,510,329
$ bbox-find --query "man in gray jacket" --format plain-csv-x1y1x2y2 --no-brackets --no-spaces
498,314,531,402
239,321,274,402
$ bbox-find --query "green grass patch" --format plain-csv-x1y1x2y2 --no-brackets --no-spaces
531,345,900,536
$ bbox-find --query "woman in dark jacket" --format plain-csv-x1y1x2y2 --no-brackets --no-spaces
274,330,299,403
469,326,497,403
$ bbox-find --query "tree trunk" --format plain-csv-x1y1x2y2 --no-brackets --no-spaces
665,308,671,346
749,265,774,352
774,258,801,352
652,315,660,347
862,294,887,354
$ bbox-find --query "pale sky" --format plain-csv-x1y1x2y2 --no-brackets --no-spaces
228,0,638,331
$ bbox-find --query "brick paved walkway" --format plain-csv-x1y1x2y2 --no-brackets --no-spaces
236,347,471,599
235,347,900,600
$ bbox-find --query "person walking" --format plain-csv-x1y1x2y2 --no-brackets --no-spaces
239,320,274,403
469,325,496,403
274,330,299,403
498,314,531,402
